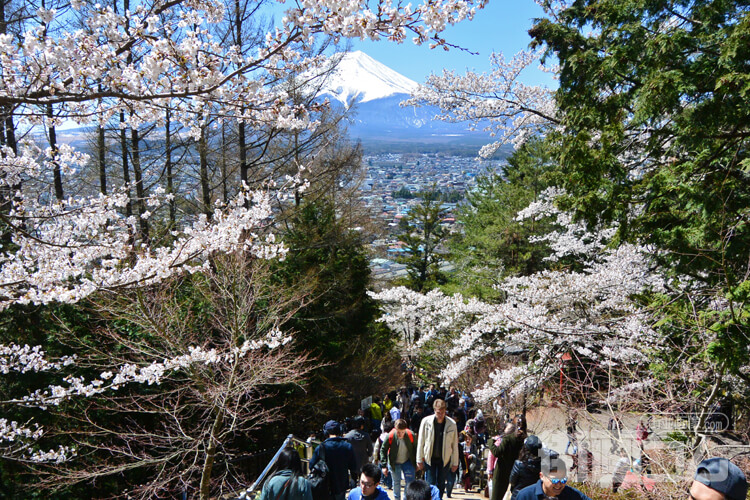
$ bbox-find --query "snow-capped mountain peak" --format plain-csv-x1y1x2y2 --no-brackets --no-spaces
319,51,418,105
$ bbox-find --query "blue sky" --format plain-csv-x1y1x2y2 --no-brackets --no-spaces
350,1,554,87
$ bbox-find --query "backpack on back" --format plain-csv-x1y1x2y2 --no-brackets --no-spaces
388,429,414,446
308,444,331,500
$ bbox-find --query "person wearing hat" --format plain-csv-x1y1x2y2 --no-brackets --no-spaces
508,435,543,500
688,457,747,500
516,453,591,500
310,420,357,500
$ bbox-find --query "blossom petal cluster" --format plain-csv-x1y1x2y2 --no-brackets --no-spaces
0,419,75,464
0,344,76,374
14,329,292,408
515,187,618,261
373,194,666,404
370,287,495,352
0,418,43,442
0,183,285,308
404,50,556,156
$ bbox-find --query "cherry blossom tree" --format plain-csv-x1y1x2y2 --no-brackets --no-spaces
0,0,489,494
374,186,750,457
373,189,664,402
1,252,316,498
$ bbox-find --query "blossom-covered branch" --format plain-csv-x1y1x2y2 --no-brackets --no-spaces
0,144,287,307
4,0,487,127
8,329,291,408
373,192,665,405
404,50,556,156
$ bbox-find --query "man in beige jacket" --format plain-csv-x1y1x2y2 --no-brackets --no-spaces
417,399,459,499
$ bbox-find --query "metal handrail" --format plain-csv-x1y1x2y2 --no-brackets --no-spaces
293,437,321,466
235,435,322,500
238,434,294,499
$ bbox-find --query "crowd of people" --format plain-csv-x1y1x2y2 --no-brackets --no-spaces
256,384,747,500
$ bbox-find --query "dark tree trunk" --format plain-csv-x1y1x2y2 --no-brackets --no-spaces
199,126,212,217
236,0,248,195
165,109,175,227
120,111,132,219
221,122,228,203
98,124,107,195
47,104,63,200
130,127,149,241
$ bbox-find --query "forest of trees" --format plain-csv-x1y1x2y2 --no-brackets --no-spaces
380,0,750,486
0,0,748,497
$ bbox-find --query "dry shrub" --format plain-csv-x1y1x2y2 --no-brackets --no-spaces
646,446,681,475
735,454,750,475
574,478,690,500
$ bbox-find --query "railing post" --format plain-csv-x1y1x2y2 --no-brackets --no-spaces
238,434,294,499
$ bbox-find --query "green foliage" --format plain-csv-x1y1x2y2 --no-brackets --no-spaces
392,186,464,203
274,198,380,358
531,0,750,287
446,137,558,299
272,198,400,421
641,287,749,413
395,195,449,292
421,189,463,203
664,431,689,444
530,0,750,397
393,186,418,199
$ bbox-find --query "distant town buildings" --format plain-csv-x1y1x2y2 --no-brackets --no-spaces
360,152,497,283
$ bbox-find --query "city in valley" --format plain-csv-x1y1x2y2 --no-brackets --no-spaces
359,152,500,282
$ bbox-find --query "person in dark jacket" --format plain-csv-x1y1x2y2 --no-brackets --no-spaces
310,420,358,500
473,411,487,446
508,435,542,500
345,416,374,476
459,432,478,492
489,415,527,500
410,405,424,434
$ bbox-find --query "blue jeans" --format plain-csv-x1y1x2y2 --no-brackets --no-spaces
383,463,393,488
426,462,451,498
446,467,455,497
392,461,416,500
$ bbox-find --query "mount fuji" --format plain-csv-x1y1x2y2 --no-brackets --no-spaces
318,50,419,104
317,51,493,151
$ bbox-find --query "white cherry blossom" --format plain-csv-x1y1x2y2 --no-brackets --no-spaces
405,49,557,156
373,192,666,405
